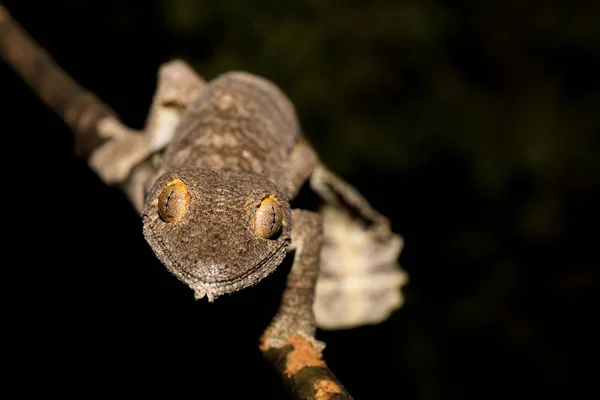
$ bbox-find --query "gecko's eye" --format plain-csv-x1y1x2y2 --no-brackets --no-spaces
158,180,190,223
253,196,283,239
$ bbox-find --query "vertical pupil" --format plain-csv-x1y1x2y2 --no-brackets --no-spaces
165,190,174,212
158,181,189,223
269,204,276,230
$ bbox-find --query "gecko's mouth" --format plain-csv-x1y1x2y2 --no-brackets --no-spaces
173,240,288,301
181,239,288,283
143,220,290,301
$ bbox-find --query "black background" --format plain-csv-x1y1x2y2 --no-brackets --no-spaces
1,1,598,399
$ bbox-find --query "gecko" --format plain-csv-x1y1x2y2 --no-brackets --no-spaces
89,60,408,350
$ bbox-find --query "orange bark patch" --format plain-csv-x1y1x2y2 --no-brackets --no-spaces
284,335,325,376
314,379,343,399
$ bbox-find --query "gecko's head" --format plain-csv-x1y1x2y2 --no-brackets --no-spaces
142,166,292,301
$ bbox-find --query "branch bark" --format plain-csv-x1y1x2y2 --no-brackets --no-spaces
262,335,353,399
0,5,354,399
0,4,117,158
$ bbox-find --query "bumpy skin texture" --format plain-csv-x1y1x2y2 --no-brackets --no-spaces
143,166,292,301
140,67,406,331
260,209,325,350
142,72,308,301
163,71,302,197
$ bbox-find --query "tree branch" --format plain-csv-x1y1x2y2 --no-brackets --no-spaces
0,5,354,399
0,4,119,158
262,335,353,399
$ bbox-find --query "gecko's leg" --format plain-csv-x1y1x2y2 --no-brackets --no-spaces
259,210,355,398
287,139,393,234
120,152,163,214
309,164,408,330
285,139,320,199
260,209,352,396
310,164,392,233
142,59,206,152
260,209,325,352
88,60,205,185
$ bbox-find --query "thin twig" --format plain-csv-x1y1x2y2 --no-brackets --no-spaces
0,3,114,158
0,5,354,399
262,335,353,399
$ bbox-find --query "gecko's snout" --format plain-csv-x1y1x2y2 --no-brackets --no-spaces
141,166,292,300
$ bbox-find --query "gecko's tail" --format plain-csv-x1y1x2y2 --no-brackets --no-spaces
313,205,408,330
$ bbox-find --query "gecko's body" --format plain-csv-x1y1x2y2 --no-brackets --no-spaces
164,72,300,193
142,72,318,305
102,62,406,346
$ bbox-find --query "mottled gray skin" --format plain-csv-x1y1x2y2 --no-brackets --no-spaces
143,166,293,301
139,68,402,348
164,72,302,197
142,72,315,303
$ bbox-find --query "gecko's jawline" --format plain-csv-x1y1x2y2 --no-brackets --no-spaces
143,221,289,298
174,240,289,300
178,240,288,285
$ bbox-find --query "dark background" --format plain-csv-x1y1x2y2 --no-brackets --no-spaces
1,1,598,399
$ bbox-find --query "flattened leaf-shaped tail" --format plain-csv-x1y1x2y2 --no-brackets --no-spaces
313,205,408,330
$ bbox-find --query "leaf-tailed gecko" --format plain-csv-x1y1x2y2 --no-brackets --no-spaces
91,60,408,350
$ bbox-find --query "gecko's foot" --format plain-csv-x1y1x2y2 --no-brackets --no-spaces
88,117,151,184
259,320,325,353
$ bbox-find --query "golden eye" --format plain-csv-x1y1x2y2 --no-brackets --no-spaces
158,180,190,223
254,196,283,239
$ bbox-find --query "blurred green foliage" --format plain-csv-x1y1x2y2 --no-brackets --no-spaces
161,0,599,190
154,1,600,258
